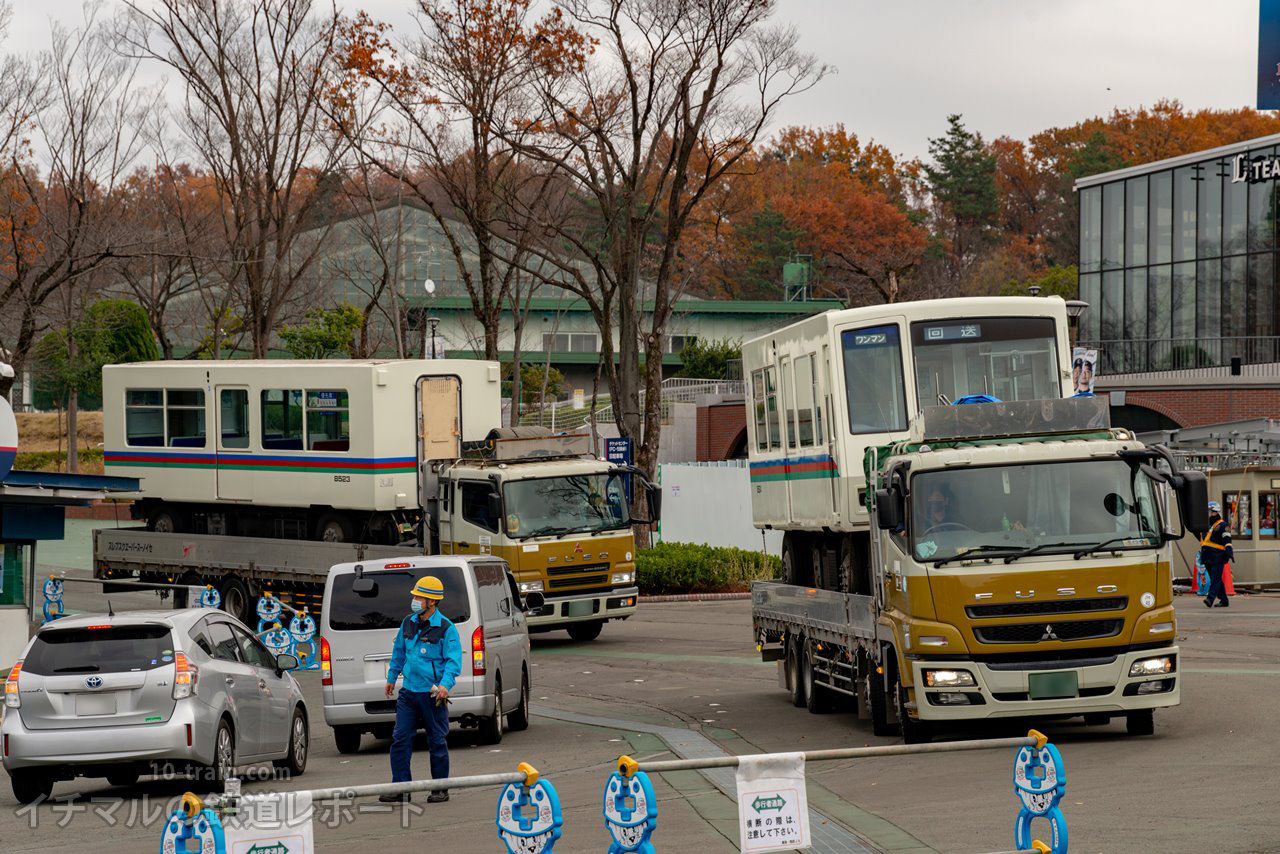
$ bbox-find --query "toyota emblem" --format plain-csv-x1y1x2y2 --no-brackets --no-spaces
85,676,103,689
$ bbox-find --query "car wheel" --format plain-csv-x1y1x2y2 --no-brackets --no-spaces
478,679,503,745
274,707,309,777
106,771,139,788
506,669,531,732
209,719,236,785
10,770,53,805
566,620,603,642
333,725,362,755
1126,709,1155,736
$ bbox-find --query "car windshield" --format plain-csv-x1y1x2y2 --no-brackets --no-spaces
327,567,470,631
911,317,1060,409
23,625,174,675
910,459,1161,563
503,473,631,539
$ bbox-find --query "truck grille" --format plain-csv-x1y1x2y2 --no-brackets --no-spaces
966,597,1127,619
548,574,608,589
974,619,1123,644
546,562,609,577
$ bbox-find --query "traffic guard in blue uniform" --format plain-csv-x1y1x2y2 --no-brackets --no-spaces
381,575,462,803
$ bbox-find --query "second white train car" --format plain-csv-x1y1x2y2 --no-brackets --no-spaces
102,359,500,543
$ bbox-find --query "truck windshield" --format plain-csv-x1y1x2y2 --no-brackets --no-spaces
910,459,1161,563
504,473,631,539
911,317,1060,409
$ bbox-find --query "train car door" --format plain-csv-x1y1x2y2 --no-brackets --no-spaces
418,376,461,462
215,386,254,500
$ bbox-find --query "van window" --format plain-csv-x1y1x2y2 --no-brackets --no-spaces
327,567,470,630
460,482,499,532
23,624,173,674
476,563,508,621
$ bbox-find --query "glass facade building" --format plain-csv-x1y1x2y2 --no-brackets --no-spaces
1076,135,1280,373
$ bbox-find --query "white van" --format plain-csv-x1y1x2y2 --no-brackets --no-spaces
320,556,541,753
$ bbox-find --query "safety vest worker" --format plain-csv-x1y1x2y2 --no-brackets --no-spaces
381,575,462,803
1199,502,1234,608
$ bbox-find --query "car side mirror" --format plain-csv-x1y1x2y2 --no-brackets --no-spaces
275,652,299,674
523,591,545,613
875,487,902,531
1176,470,1209,536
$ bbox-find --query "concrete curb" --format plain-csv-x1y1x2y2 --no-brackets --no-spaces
639,592,752,603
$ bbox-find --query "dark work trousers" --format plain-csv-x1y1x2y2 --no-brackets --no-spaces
1204,562,1229,607
390,688,450,783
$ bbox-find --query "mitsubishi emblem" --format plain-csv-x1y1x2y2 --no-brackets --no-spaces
1041,624,1059,641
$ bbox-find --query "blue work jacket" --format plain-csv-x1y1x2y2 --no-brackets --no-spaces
386,609,462,693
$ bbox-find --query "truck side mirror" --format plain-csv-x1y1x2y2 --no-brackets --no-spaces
487,492,503,526
875,488,902,531
1176,470,1209,536
646,484,662,521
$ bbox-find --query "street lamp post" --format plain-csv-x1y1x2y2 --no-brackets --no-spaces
426,316,441,359
1064,299,1089,349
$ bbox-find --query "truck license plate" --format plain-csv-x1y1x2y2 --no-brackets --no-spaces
565,600,594,618
1028,671,1078,700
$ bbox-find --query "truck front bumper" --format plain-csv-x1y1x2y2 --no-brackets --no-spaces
910,646,1180,720
527,586,639,629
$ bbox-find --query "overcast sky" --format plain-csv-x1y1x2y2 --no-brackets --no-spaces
10,0,1264,162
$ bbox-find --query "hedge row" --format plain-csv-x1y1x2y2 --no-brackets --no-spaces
14,448,104,472
636,541,780,594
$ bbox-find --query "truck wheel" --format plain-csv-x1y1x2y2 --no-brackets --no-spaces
566,620,603,642
803,647,834,714
781,535,812,586
316,513,355,543
866,670,897,736
1126,709,1155,736
218,576,252,623
150,506,183,534
333,726,362,755
787,638,807,708
893,669,931,744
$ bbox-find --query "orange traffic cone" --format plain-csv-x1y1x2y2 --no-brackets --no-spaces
1224,562,1236,596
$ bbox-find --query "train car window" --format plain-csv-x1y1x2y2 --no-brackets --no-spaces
125,389,165,447
261,389,305,450
752,370,767,452
219,389,250,449
795,356,815,447
166,389,206,448
306,390,350,451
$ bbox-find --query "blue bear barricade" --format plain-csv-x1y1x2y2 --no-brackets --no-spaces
41,577,64,624
603,763,658,854
160,796,225,854
497,763,563,854
1014,731,1068,854
252,595,320,670
198,586,221,609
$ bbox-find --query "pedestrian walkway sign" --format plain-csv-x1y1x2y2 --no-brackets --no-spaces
735,752,810,852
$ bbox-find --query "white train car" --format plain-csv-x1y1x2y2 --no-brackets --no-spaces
743,296,1073,591
103,359,501,543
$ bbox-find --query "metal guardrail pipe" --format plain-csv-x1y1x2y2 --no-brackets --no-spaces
209,767,535,809
621,735,1038,775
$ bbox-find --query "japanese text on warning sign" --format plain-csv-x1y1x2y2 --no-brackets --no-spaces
735,753,810,852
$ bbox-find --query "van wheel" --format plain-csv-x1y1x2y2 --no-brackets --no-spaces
786,638,806,708
479,679,504,745
11,770,54,804
506,669,531,732
333,726,361,755
316,513,355,543
274,707,309,776
1126,709,1155,736
106,771,139,788
566,620,603,642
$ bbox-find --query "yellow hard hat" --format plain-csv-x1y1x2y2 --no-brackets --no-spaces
412,576,445,600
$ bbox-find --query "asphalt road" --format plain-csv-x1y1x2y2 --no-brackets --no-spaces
1,579,1278,854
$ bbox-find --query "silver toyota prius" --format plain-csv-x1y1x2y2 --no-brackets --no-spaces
1,609,309,804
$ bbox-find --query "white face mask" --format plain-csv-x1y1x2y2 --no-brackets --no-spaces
411,599,425,613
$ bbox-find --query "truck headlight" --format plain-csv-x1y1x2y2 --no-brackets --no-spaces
923,669,975,687
611,572,634,585
518,581,544,593
1129,656,1173,677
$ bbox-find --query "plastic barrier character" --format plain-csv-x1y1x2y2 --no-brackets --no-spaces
198,586,221,609
603,767,658,854
42,578,64,624
160,794,225,854
255,593,283,633
497,765,562,854
260,622,294,657
289,611,319,669
1013,732,1067,854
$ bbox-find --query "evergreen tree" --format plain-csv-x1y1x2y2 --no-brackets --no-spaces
925,114,998,285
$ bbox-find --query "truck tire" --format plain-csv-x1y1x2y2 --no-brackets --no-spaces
218,576,253,623
150,506,184,534
866,669,897,736
316,513,355,543
1126,709,1155,736
781,536,802,585
786,638,806,708
566,620,603,642
892,665,931,744
803,646,834,714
